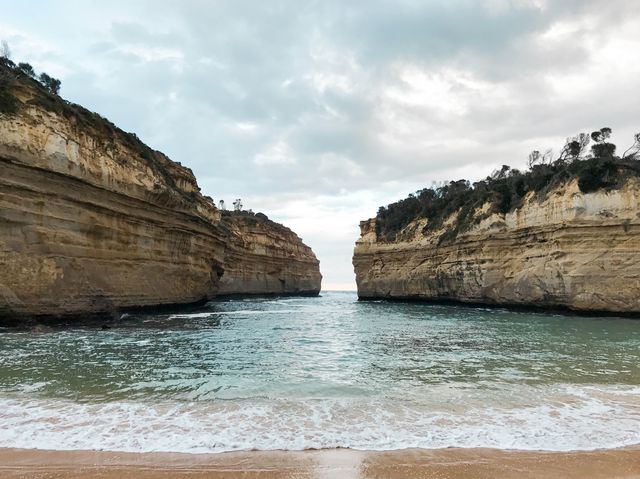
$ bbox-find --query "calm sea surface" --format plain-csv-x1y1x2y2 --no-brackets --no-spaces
0,291,639,452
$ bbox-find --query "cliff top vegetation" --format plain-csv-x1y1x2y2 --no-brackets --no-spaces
0,51,205,204
220,209,297,237
375,128,640,243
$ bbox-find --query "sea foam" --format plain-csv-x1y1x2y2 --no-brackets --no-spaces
0,384,638,453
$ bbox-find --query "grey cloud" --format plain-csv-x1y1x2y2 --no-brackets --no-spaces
109,22,181,47
331,1,545,64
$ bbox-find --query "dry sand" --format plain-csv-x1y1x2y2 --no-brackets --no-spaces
1,447,639,479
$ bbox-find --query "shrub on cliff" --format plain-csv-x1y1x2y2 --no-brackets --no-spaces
590,127,616,158
572,157,618,193
0,51,65,115
0,67,17,114
221,209,293,235
375,129,640,243
0,84,17,114
622,133,640,160
0,40,11,62
0,43,62,96
39,72,61,95
17,62,35,78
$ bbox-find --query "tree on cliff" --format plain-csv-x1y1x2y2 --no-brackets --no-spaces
0,48,17,114
591,127,616,158
39,72,61,95
622,133,640,160
0,40,10,60
17,62,35,78
558,133,590,162
527,150,541,168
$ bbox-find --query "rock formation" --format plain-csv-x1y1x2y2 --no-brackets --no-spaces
0,63,321,321
353,179,640,314
219,211,322,295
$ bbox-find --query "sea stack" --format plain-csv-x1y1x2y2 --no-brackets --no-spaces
353,164,640,314
0,61,321,321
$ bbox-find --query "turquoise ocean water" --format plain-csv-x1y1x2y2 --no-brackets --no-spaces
0,291,639,452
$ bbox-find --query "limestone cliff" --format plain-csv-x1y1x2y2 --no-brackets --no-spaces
353,180,640,314
0,64,320,320
219,212,321,295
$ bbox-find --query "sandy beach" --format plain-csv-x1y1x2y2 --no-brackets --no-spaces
1,447,639,479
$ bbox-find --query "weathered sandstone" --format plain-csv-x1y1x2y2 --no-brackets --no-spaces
219,213,321,295
0,71,320,320
353,180,640,313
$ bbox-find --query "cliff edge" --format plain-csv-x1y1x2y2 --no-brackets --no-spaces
0,60,321,321
354,146,640,314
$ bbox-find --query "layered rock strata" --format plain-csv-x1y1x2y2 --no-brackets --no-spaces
219,213,322,295
0,72,320,320
353,181,640,313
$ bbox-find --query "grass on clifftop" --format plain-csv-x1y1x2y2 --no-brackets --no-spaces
376,128,640,243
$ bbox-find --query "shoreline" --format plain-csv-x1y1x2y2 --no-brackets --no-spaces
0,291,324,328
1,446,639,478
356,295,640,319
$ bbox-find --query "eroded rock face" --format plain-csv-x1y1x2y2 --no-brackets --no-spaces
353,181,640,313
219,214,322,296
0,80,320,320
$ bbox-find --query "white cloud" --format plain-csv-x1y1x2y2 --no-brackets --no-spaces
254,140,297,166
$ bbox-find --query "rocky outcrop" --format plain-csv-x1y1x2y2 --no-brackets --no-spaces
0,67,320,321
218,212,321,295
353,180,640,313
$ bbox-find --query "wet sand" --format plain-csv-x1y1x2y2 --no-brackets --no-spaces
1,447,639,479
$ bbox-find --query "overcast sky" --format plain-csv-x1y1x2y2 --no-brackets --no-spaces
2,0,640,289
